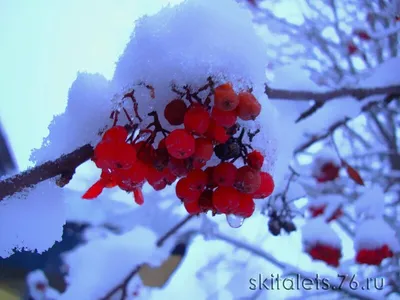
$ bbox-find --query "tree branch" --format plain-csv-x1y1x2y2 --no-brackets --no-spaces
100,215,195,300
265,84,400,102
0,144,93,201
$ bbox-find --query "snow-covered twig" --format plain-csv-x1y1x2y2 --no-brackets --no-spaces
266,84,400,103
0,144,93,201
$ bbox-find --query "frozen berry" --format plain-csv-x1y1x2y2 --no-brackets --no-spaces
234,166,261,194
184,104,210,135
214,83,239,111
211,107,237,128
213,162,237,187
186,169,208,192
212,186,240,214
165,129,195,159
193,138,213,163
247,150,264,170
236,92,261,120
176,177,201,203
252,172,274,199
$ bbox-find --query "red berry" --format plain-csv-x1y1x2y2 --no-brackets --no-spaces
198,190,215,213
193,138,213,163
165,129,195,159
184,104,210,135
146,167,167,191
213,162,237,187
116,163,147,191
236,92,261,121
186,169,208,192
168,157,190,177
184,200,202,215
102,126,128,142
176,177,201,203
212,186,240,214
164,99,187,125
133,188,144,205
134,141,155,166
235,193,255,218
214,83,239,111
82,180,105,199
206,119,230,144
205,166,217,189
153,147,170,171
247,151,264,170
252,172,274,199
316,162,340,182
94,141,137,171
234,166,261,194
347,42,358,55
211,107,237,128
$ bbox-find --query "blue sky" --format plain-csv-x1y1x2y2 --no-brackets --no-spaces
0,0,184,170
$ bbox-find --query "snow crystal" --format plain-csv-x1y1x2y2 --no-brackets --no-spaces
60,226,165,299
354,218,400,252
0,179,65,258
301,217,341,249
355,186,385,218
30,72,112,164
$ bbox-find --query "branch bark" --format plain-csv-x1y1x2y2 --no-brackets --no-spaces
0,144,93,201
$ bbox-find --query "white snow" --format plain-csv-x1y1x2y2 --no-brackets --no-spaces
301,217,341,249
27,269,61,300
30,72,113,164
0,179,65,258
60,226,164,299
355,186,385,218
354,218,400,252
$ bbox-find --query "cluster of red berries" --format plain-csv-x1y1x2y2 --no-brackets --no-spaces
307,243,342,267
308,204,343,222
82,80,275,220
356,244,394,266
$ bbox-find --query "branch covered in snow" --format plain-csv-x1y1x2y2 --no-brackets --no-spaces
0,144,93,201
266,84,400,103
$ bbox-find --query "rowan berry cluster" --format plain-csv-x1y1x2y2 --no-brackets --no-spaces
307,243,342,267
82,79,275,221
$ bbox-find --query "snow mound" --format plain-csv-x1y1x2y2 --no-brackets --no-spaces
355,186,385,218
354,218,400,252
60,226,164,299
301,217,341,249
0,179,65,258
30,72,112,164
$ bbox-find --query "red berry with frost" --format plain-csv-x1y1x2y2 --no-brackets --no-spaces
164,99,187,125
307,243,341,267
247,150,264,170
116,163,147,191
94,141,137,171
134,141,155,166
252,172,274,199
176,177,201,203
165,129,195,159
146,167,168,191
184,200,202,215
234,166,261,194
153,147,170,171
212,186,240,214
236,92,261,121
214,83,239,111
213,162,237,187
102,126,128,142
193,138,213,163
211,107,237,128
186,169,208,192
184,104,210,135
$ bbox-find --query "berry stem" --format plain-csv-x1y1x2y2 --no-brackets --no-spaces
122,90,143,122
147,111,170,141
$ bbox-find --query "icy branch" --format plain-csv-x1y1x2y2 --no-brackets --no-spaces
265,84,400,103
0,144,93,201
